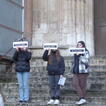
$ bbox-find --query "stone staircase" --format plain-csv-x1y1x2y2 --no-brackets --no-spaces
1,56,106,106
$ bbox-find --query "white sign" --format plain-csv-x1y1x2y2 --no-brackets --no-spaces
58,76,66,86
69,48,85,54
43,43,58,50
13,41,28,48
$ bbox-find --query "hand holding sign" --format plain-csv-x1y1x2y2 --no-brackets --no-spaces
58,76,66,86
43,43,58,50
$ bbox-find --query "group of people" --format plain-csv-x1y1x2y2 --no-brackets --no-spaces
12,41,90,105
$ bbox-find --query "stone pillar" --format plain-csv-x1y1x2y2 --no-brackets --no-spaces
85,0,94,56
32,0,94,57
24,0,33,45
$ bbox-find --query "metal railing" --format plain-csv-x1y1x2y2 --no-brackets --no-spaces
0,36,26,64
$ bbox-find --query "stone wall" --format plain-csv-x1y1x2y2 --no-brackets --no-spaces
32,0,94,57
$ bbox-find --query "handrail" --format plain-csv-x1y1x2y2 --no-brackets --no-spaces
0,54,13,65
0,37,26,64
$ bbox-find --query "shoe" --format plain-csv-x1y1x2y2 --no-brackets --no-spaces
54,99,60,105
47,99,54,104
75,99,86,105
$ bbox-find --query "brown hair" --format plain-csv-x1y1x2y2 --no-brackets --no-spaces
77,41,86,48
48,49,61,64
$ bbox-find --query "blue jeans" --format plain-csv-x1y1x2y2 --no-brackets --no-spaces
17,72,30,101
48,75,60,100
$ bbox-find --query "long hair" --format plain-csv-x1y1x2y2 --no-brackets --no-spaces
77,41,88,50
48,49,61,64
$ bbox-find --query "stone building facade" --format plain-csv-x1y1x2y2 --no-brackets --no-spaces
1,0,104,57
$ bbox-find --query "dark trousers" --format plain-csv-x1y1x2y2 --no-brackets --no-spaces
48,75,60,100
73,74,88,99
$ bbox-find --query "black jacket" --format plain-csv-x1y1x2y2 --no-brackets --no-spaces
42,50,65,75
72,54,80,74
13,50,31,72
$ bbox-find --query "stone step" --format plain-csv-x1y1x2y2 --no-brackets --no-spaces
1,69,106,78
4,103,105,106
1,64,106,75
1,74,106,85
5,104,106,106
3,89,106,97
5,94,106,103
30,66,106,72
1,81,106,91
1,74,106,90
3,88,106,102
31,56,106,68
6,91,106,99
2,57,106,106
4,98,106,106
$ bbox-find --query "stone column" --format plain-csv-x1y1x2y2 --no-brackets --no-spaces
84,0,94,56
32,0,94,57
24,0,33,45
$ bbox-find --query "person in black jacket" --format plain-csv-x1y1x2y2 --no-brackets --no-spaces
42,49,65,105
12,47,31,102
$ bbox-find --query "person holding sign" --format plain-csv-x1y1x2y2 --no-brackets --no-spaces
12,46,31,103
42,49,65,105
72,41,90,105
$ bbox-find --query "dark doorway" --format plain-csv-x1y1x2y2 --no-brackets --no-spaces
94,0,106,55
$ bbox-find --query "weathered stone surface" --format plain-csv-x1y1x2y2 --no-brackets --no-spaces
0,56,106,105
32,0,94,57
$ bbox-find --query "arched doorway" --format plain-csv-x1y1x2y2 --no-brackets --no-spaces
94,0,106,55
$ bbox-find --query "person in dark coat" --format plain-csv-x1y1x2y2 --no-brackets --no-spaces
12,47,31,102
42,49,65,105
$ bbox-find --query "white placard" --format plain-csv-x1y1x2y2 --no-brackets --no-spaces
69,48,85,54
43,43,58,50
13,41,28,48
58,76,66,86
